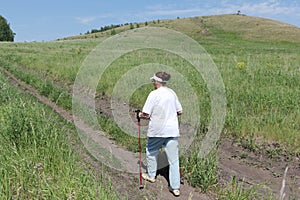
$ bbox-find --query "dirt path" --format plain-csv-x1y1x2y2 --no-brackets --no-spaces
218,138,300,199
1,66,299,199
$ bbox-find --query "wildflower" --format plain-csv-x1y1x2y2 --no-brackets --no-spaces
236,62,246,69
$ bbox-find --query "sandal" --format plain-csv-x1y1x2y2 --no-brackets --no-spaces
142,173,156,183
169,188,180,197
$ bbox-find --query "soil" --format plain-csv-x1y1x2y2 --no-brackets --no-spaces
1,65,299,199
218,138,300,199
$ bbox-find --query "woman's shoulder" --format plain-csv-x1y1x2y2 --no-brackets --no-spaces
164,87,177,95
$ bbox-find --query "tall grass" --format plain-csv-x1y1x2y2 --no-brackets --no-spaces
215,51,300,151
1,33,299,152
0,40,100,84
180,147,218,192
217,176,275,200
0,60,72,110
0,72,119,199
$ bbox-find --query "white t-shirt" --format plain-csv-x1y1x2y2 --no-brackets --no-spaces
142,87,182,137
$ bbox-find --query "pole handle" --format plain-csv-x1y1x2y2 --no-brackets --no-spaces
135,109,141,122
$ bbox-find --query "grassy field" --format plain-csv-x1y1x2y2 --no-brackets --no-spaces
0,14,299,197
1,14,299,151
0,71,119,199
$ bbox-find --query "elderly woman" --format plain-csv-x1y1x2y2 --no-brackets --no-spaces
139,71,182,197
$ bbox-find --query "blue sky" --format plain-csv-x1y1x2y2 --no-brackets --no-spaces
1,0,299,42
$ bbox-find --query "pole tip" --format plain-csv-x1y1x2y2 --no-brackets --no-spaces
139,185,144,189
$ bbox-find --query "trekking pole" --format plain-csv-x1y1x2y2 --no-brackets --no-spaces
180,168,184,185
135,110,144,189
178,113,184,185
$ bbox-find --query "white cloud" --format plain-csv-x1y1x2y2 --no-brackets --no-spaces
215,0,300,16
238,1,294,15
145,8,203,16
75,14,114,25
136,0,299,27
75,16,98,25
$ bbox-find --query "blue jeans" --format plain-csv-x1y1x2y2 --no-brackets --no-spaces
146,137,180,190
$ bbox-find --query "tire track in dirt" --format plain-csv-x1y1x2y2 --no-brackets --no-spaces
2,65,299,199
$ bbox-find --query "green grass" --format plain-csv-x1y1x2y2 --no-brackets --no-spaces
0,59,73,110
181,147,218,192
0,71,119,199
217,176,275,200
0,14,299,196
0,40,100,84
2,38,298,153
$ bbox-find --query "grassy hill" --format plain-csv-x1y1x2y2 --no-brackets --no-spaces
0,14,299,198
67,14,300,43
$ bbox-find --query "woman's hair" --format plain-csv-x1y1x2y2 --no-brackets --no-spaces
156,72,171,84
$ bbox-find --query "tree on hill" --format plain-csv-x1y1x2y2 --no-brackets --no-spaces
0,15,15,42
130,23,134,29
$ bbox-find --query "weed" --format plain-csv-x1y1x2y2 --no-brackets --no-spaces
236,61,246,69
217,176,274,199
240,132,258,152
240,153,249,159
181,147,218,192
